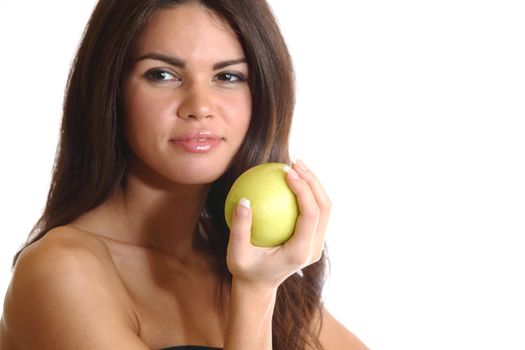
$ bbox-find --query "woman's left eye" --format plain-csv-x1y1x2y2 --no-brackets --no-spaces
216,72,246,83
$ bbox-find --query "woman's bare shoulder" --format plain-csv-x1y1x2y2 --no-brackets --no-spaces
1,226,145,349
11,226,118,286
23,225,112,260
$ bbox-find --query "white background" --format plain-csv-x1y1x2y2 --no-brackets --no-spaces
1,1,524,349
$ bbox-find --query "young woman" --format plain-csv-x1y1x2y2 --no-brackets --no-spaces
0,1,367,349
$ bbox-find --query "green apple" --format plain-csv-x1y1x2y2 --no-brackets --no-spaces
224,163,299,247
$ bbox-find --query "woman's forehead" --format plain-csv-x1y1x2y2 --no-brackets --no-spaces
134,3,243,61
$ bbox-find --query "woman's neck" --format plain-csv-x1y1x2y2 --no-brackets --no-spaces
71,165,212,262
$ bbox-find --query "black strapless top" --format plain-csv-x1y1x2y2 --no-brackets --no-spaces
161,346,222,350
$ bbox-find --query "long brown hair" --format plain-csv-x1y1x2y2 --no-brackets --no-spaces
15,1,327,349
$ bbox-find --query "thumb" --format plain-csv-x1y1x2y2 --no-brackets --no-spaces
227,197,253,258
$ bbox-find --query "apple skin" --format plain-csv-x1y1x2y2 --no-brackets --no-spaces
224,163,299,247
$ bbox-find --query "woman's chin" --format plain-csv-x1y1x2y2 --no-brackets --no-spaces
165,164,228,186
127,152,231,187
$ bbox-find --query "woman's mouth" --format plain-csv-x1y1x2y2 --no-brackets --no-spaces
170,131,223,153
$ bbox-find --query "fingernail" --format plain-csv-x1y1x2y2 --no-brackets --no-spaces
290,154,298,165
283,165,299,180
236,197,251,218
295,159,309,172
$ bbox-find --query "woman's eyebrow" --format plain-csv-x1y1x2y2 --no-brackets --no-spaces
213,58,247,70
134,52,246,70
135,52,185,67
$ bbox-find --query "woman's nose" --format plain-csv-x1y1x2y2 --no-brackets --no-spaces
176,85,214,120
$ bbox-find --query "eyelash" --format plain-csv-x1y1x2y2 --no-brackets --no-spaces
215,72,246,83
145,69,179,83
144,69,246,85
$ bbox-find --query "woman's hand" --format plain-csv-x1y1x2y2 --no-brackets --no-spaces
226,159,331,290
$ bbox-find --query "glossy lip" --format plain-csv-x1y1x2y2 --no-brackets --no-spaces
169,131,224,153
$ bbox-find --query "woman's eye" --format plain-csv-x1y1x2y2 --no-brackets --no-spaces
145,69,177,82
216,72,246,83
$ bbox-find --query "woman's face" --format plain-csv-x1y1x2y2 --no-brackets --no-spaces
122,3,251,185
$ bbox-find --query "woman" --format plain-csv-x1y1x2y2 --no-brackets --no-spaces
0,0,367,349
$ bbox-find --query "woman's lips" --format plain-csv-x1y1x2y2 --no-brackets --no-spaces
170,132,223,153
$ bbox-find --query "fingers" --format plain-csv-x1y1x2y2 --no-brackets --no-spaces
284,159,331,265
283,166,320,264
293,159,332,218
226,198,253,271
293,160,331,260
